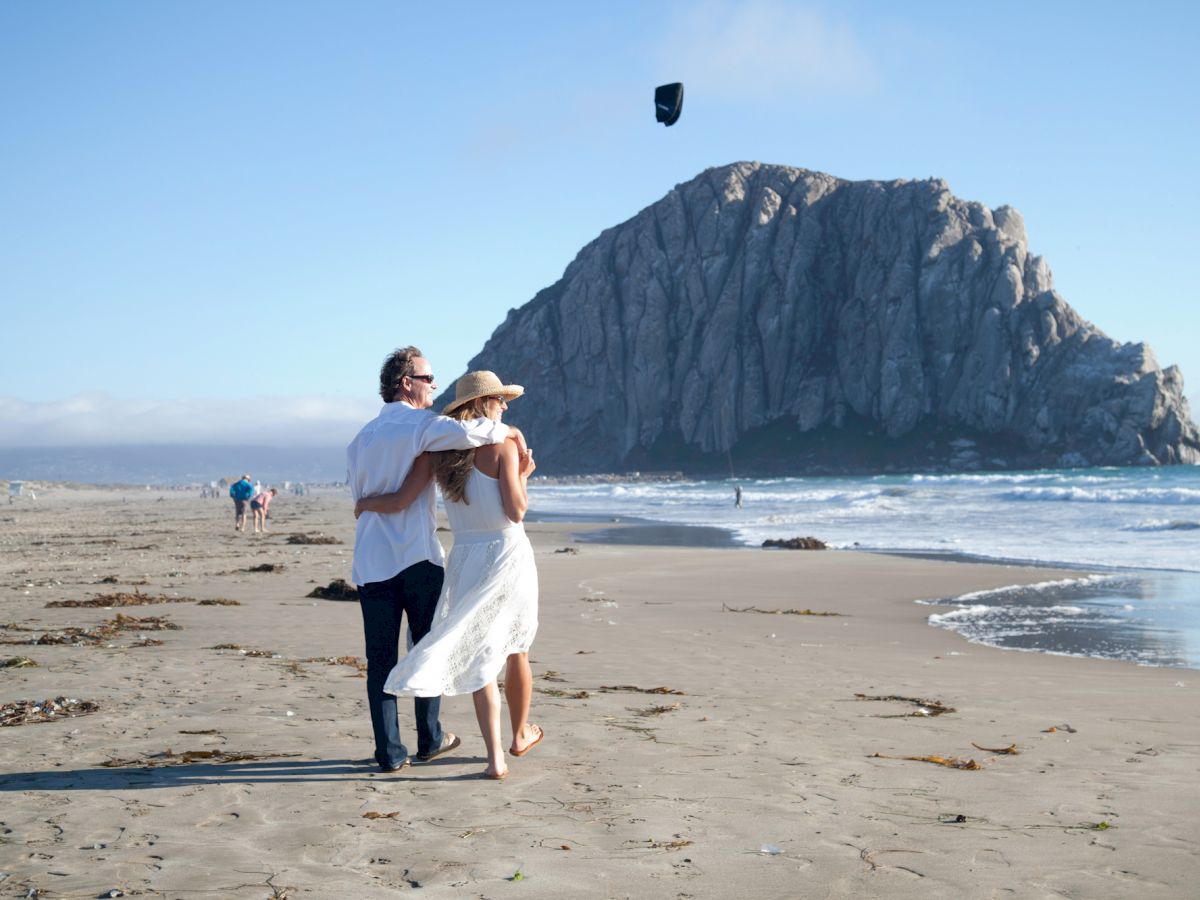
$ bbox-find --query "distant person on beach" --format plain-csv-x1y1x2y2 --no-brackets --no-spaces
229,474,254,532
250,487,277,533
347,347,527,774
356,371,541,780
735,484,743,509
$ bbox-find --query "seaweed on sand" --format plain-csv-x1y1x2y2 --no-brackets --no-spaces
100,748,301,768
307,580,359,601
2,696,100,727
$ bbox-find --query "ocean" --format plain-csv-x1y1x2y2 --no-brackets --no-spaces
5,446,1197,669
527,467,1200,669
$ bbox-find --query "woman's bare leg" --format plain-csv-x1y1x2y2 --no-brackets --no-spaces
472,681,507,778
505,652,540,754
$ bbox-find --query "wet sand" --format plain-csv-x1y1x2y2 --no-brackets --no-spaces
1,486,1197,898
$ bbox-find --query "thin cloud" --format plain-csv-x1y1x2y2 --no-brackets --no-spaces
0,393,380,447
663,0,878,98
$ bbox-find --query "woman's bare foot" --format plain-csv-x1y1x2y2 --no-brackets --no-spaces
483,766,509,780
510,723,543,756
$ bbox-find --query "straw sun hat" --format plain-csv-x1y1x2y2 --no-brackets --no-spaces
442,370,524,414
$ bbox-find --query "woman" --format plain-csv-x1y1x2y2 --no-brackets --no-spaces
355,371,542,780
250,487,277,533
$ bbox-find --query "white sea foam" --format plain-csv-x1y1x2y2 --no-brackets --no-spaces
1000,486,1200,504
939,575,1117,604
1124,519,1200,531
927,605,992,624
529,466,1200,573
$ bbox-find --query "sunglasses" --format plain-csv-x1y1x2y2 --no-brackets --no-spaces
407,374,435,383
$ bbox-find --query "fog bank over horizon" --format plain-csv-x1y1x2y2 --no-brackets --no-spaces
0,392,379,449
0,443,351,486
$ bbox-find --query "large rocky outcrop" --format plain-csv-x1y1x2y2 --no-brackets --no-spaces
448,162,1199,474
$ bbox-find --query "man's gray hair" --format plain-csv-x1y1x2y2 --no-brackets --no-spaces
379,346,423,402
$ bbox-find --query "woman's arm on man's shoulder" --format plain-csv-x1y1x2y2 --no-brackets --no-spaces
354,454,434,519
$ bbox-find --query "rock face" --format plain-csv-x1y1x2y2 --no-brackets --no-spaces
450,162,1199,474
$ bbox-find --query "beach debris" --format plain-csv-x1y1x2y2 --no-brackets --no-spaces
100,748,301,768
538,670,566,682
971,742,1019,755
723,603,843,616
286,533,342,545
106,613,178,632
197,598,241,606
307,579,359,601
554,547,578,554
2,696,100,727
1042,723,1077,733
762,536,827,550
869,752,982,770
537,688,589,699
509,871,525,882
304,655,368,674
628,837,693,851
1,613,179,647
362,810,402,819
599,684,685,695
604,718,661,742
760,843,784,855
1091,821,1113,831
179,729,219,735
855,693,955,717
46,592,190,608
210,644,278,658
97,575,120,583
939,814,969,824
632,702,681,717
244,563,284,573
2,656,38,668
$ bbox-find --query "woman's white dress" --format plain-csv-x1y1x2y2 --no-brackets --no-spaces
384,467,538,698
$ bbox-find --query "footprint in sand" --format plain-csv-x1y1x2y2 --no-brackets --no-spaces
197,812,240,828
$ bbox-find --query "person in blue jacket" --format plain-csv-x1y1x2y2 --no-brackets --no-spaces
229,474,255,532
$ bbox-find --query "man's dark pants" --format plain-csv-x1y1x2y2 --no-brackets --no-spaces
357,560,445,769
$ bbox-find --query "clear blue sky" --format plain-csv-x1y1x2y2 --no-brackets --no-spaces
2,1,1197,446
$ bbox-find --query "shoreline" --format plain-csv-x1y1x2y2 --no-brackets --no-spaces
539,512,1200,672
2,487,1198,896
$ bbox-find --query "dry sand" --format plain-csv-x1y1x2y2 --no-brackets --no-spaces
1,486,1197,899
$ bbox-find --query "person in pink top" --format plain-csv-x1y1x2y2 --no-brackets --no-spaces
250,488,277,533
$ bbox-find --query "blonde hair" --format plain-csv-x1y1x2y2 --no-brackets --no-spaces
431,397,490,504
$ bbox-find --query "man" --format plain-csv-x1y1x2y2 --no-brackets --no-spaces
347,346,521,773
229,474,254,532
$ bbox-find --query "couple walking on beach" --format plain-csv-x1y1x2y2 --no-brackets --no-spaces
346,347,542,780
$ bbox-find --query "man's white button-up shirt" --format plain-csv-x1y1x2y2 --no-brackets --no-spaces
347,401,509,585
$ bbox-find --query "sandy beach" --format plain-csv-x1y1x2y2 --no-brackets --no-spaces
1,486,1197,899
